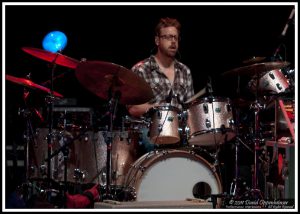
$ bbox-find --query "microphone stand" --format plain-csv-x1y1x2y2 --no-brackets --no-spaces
272,8,295,61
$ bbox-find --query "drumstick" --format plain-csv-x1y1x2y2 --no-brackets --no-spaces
185,87,206,104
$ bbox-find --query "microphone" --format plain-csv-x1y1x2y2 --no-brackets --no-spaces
273,9,295,61
281,8,295,37
273,44,282,58
207,76,213,95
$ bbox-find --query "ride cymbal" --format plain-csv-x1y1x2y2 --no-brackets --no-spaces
222,61,290,77
75,60,154,105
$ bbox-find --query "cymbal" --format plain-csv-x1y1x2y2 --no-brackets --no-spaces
22,47,79,69
6,74,63,98
242,56,266,64
222,61,290,77
75,61,154,105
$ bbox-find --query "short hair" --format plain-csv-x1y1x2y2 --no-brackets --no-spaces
155,17,181,36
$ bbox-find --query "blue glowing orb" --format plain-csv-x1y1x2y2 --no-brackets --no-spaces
42,31,68,53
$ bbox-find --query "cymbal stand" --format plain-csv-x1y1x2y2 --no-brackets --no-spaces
44,53,62,203
103,77,121,200
227,72,242,198
246,71,264,200
21,83,38,202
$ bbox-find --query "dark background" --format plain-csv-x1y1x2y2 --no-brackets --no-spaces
3,3,297,202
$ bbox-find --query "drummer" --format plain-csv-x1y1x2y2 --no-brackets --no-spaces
127,17,194,151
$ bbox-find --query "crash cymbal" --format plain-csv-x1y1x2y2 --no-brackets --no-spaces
6,74,63,98
22,47,79,69
75,61,154,105
222,61,290,77
242,56,266,64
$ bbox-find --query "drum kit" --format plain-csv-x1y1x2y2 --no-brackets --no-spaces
6,43,294,208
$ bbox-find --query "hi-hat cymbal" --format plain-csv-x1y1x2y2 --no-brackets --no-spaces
75,61,154,105
222,61,290,77
22,47,79,69
6,74,63,98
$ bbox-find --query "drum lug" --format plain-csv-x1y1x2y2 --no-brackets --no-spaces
226,104,232,112
205,119,211,128
73,168,87,182
158,124,163,133
229,119,235,126
185,126,190,136
157,111,161,119
203,103,209,113
276,83,283,90
178,127,183,135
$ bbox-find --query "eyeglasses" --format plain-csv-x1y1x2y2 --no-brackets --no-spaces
159,34,181,41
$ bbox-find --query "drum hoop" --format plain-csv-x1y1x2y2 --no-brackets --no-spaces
151,105,180,112
188,96,231,107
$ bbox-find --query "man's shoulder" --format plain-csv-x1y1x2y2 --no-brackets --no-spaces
132,57,152,70
175,60,190,72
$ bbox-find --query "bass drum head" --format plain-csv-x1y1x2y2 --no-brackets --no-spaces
124,149,222,205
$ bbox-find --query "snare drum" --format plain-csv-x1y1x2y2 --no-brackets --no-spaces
185,97,236,146
149,106,181,145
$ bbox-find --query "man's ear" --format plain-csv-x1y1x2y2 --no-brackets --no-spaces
155,36,159,46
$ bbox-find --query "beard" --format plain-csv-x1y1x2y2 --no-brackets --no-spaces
159,45,177,58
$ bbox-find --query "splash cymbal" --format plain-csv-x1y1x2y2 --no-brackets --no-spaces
75,60,154,105
22,47,79,69
6,74,63,98
222,61,290,77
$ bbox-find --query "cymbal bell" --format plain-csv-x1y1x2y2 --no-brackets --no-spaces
75,61,154,105
22,47,79,69
6,74,63,98
222,61,290,77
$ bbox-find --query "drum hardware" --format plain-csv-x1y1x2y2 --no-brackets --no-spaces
21,46,78,206
75,60,154,200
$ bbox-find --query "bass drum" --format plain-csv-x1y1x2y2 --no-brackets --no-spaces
123,149,222,206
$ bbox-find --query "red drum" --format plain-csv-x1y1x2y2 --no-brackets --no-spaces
149,106,181,145
186,97,236,146
248,69,290,94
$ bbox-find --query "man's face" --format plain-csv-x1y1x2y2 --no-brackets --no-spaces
156,26,179,57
